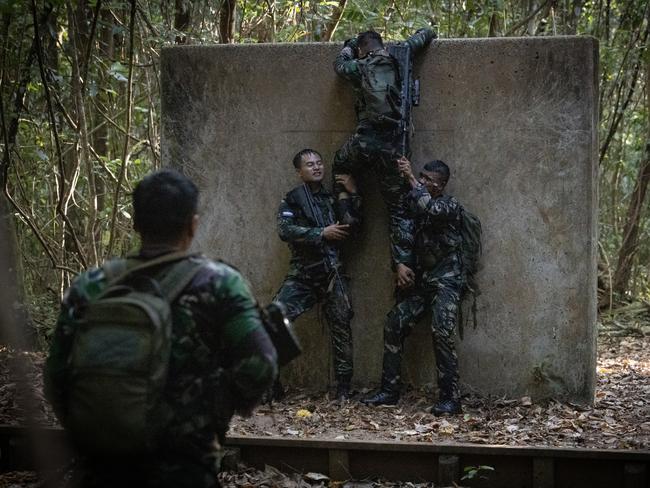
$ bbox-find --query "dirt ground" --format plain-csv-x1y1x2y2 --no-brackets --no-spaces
1,336,648,450
228,335,649,450
0,335,647,487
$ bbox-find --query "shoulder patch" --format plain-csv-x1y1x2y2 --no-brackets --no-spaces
281,211,294,217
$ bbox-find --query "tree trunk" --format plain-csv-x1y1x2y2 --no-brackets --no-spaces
323,0,347,41
612,40,650,296
174,0,191,44
219,0,236,44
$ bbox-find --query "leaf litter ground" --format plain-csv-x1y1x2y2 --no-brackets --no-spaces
0,335,647,487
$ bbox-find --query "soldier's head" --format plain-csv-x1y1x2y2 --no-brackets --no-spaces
293,148,324,185
420,160,450,198
132,169,199,250
357,30,383,58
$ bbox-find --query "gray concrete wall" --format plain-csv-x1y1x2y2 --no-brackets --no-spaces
161,37,598,403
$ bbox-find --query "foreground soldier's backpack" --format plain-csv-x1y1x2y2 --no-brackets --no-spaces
357,51,402,125
458,208,482,338
65,252,203,456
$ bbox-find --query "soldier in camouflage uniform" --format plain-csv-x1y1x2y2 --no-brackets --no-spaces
333,28,436,269
362,158,464,416
44,170,277,487
274,148,360,402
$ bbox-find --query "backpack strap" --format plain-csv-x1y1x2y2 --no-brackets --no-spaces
97,251,199,300
156,258,205,303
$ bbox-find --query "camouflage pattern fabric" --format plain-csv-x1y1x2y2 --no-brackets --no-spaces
275,185,358,382
380,185,464,401
274,271,353,382
332,28,436,267
44,251,277,488
333,28,436,124
332,125,415,267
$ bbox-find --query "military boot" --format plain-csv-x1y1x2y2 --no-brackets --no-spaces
335,382,351,403
361,390,399,406
431,398,462,416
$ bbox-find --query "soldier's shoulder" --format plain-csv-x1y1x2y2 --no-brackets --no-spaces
284,185,305,201
62,265,108,309
189,257,253,296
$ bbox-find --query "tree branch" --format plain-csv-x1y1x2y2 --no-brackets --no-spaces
106,0,137,258
30,0,88,268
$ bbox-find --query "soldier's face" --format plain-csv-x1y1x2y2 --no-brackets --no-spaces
297,153,324,184
419,170,447,198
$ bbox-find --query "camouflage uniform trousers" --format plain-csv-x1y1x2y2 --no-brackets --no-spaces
381,265,463,401
333,125,414,266
274,268,354,382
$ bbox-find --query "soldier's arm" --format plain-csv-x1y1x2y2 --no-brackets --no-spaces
214,268,277,413
333,38,362,82
335,194,362,230
408,185,460,219
277,199,324,245
405,28,436,54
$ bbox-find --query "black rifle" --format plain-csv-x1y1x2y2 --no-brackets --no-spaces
301,184,351,310
387,42,420,158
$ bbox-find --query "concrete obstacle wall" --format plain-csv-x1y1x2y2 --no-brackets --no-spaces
161,37,598,403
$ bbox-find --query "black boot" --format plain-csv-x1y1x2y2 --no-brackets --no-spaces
335,382,351,402
361,390,399,406
431,398,462,416
263,378,285,404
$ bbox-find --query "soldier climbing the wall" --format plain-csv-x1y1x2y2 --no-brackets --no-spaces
332,28,436,275
362,158,464,415
273,148,361,403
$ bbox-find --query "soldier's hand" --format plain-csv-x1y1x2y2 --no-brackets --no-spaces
335,174,357,194
396,263,415,289
323,223,350,241
397,156,413,178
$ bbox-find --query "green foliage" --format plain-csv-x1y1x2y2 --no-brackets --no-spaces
462,464,495,481
1,0,648,341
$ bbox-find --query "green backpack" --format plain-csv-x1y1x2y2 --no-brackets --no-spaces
458,208,483,338
357,51,402,124
65,252,203,456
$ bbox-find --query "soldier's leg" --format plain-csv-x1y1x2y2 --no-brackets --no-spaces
273,276,319,322
377,160,415,267
429,278,463,403
323,275,354,385
332,131,369,225
381,291,426,394
271,276,318,399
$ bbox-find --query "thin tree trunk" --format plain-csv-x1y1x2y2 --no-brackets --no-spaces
219,0,236,43
106,0,136,258
174,0,191,44
67,0,99,265
323,0,347,41
613,37,650,296
31,0,88,268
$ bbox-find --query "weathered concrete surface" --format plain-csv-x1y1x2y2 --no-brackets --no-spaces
161,37,598,403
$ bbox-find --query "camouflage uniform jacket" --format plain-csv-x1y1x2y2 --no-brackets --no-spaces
408,184,463,273
44,249,278,449
334,28,436,127
278,185,360,276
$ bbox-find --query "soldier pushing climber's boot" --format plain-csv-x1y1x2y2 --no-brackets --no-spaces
273,149,361,403
362,158,467,415
332,27,436,270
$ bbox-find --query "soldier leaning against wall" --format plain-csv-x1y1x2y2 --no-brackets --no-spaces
272,148,361,403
